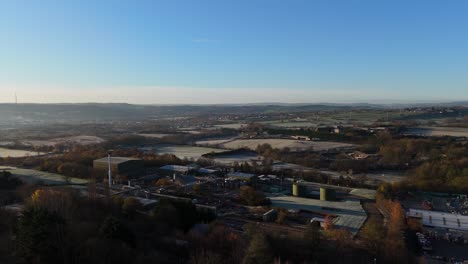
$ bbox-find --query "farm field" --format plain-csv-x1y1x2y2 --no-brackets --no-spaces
0,141,14,147
138,133,173,138
141,144,226,160
221,139,354,152
403,127,468,137
0,148,44,158
0,166,88,185
325,111,400,122
213,123,247,129
195,137,239,146
258,111,405,128
211,151,262,165
177,129,203,134
260,121,319,128
23,135,105,147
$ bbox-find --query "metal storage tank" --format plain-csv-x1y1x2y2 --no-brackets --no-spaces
292,182,307,197
320,188,336,201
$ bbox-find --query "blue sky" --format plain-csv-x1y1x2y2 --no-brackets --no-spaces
1,0,467,104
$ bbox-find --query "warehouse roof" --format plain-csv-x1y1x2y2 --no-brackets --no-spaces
160,165,191,173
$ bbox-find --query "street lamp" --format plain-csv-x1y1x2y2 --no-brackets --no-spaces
107,150,113,188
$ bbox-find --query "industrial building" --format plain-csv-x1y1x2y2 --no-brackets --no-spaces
291,183,337,201
174,175,197,187
269,195,367,236
93,157,144,177
159,164,200,176
320,188,336,201
292,182,307,197
408,209,468,231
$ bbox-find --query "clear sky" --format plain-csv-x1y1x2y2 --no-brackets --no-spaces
1,0,467,104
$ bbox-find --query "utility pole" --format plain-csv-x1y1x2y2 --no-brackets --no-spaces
107,150,113,188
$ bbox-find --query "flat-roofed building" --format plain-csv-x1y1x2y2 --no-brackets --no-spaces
93,157,144,177
159,165,195,177
408,209,468,231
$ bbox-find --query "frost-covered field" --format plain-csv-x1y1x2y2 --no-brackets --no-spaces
212,152,262,165
0,166,88,185
138,133,174,138
195,137,238,146
213,123,247,129
221,139,354,152
24,135,105,147
0,148,44,158
142,144,226,160
404,127,468,137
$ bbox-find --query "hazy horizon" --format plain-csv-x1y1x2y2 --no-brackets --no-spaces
1,85,466,105
1,1,468,104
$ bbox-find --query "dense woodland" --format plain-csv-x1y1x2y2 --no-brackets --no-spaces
0,181,416,264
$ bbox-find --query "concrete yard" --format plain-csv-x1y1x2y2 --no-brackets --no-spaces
269,195,367,236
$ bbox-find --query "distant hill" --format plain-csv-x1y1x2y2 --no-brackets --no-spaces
0,103,357,124
0,102,465,125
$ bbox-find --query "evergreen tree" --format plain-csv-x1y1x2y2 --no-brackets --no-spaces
15,206,66,264
243,233,274,264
